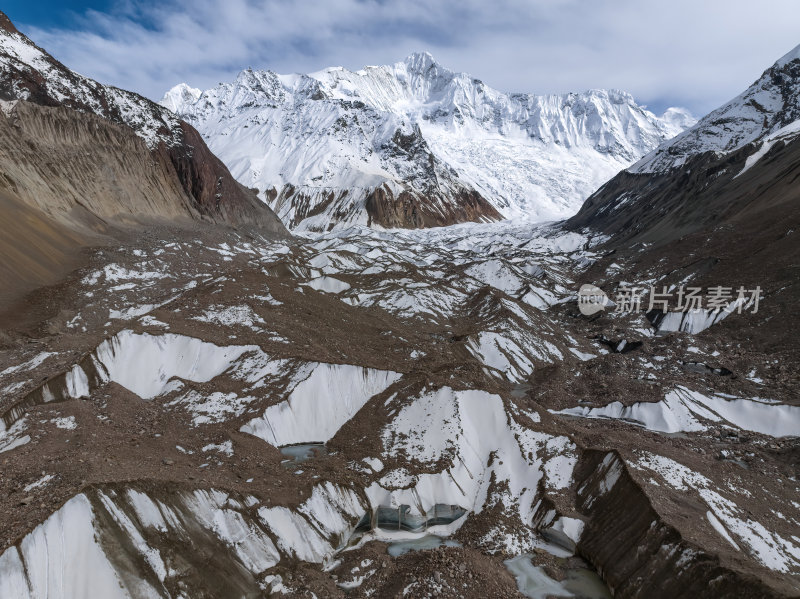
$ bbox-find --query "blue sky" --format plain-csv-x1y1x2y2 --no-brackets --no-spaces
5,1,114,29
5,0,800,117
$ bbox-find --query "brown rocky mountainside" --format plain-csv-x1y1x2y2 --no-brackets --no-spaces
561,65,800,461
565,94,800,391
0,11,287,305
566,135,800,248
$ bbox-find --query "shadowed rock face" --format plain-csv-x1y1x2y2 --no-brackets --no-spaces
574,451,778,599
0,12,17,35
164,121,285,230
567,47,800,248
267,177,502,232
554,50,800,599
565,137,800,247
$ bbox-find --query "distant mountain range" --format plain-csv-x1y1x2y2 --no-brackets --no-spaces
162,52,694,231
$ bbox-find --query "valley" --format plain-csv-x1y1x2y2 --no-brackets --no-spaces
0,8,798,599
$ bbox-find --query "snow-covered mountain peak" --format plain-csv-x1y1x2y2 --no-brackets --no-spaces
776,42,800,68
159,82,201,113
163,54,694,230
659,106,696,135
631,44,800,173
232,67,293,101
397,51,459,89
402,50,440,72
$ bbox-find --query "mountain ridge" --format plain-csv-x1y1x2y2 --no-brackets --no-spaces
0,11,287,234
630,42,800,174
162,52,694,231
0,10,287,307
567,42,800,243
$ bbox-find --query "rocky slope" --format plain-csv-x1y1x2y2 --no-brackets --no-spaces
567,43,800,246
564,45,800,410
0,10,287,306
162,53,693,231
560,49,800,599
0,15,282,233
0,187,86,308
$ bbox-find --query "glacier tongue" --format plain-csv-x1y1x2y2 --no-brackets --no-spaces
161,53,693,230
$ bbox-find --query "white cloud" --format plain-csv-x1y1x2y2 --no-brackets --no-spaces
19,0,800,115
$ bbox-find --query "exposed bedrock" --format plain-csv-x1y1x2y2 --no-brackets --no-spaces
365,184,502,229
573,450,781,599
0,101,194,225
164,121,286,233
268,181,502,231
0,100,286,234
